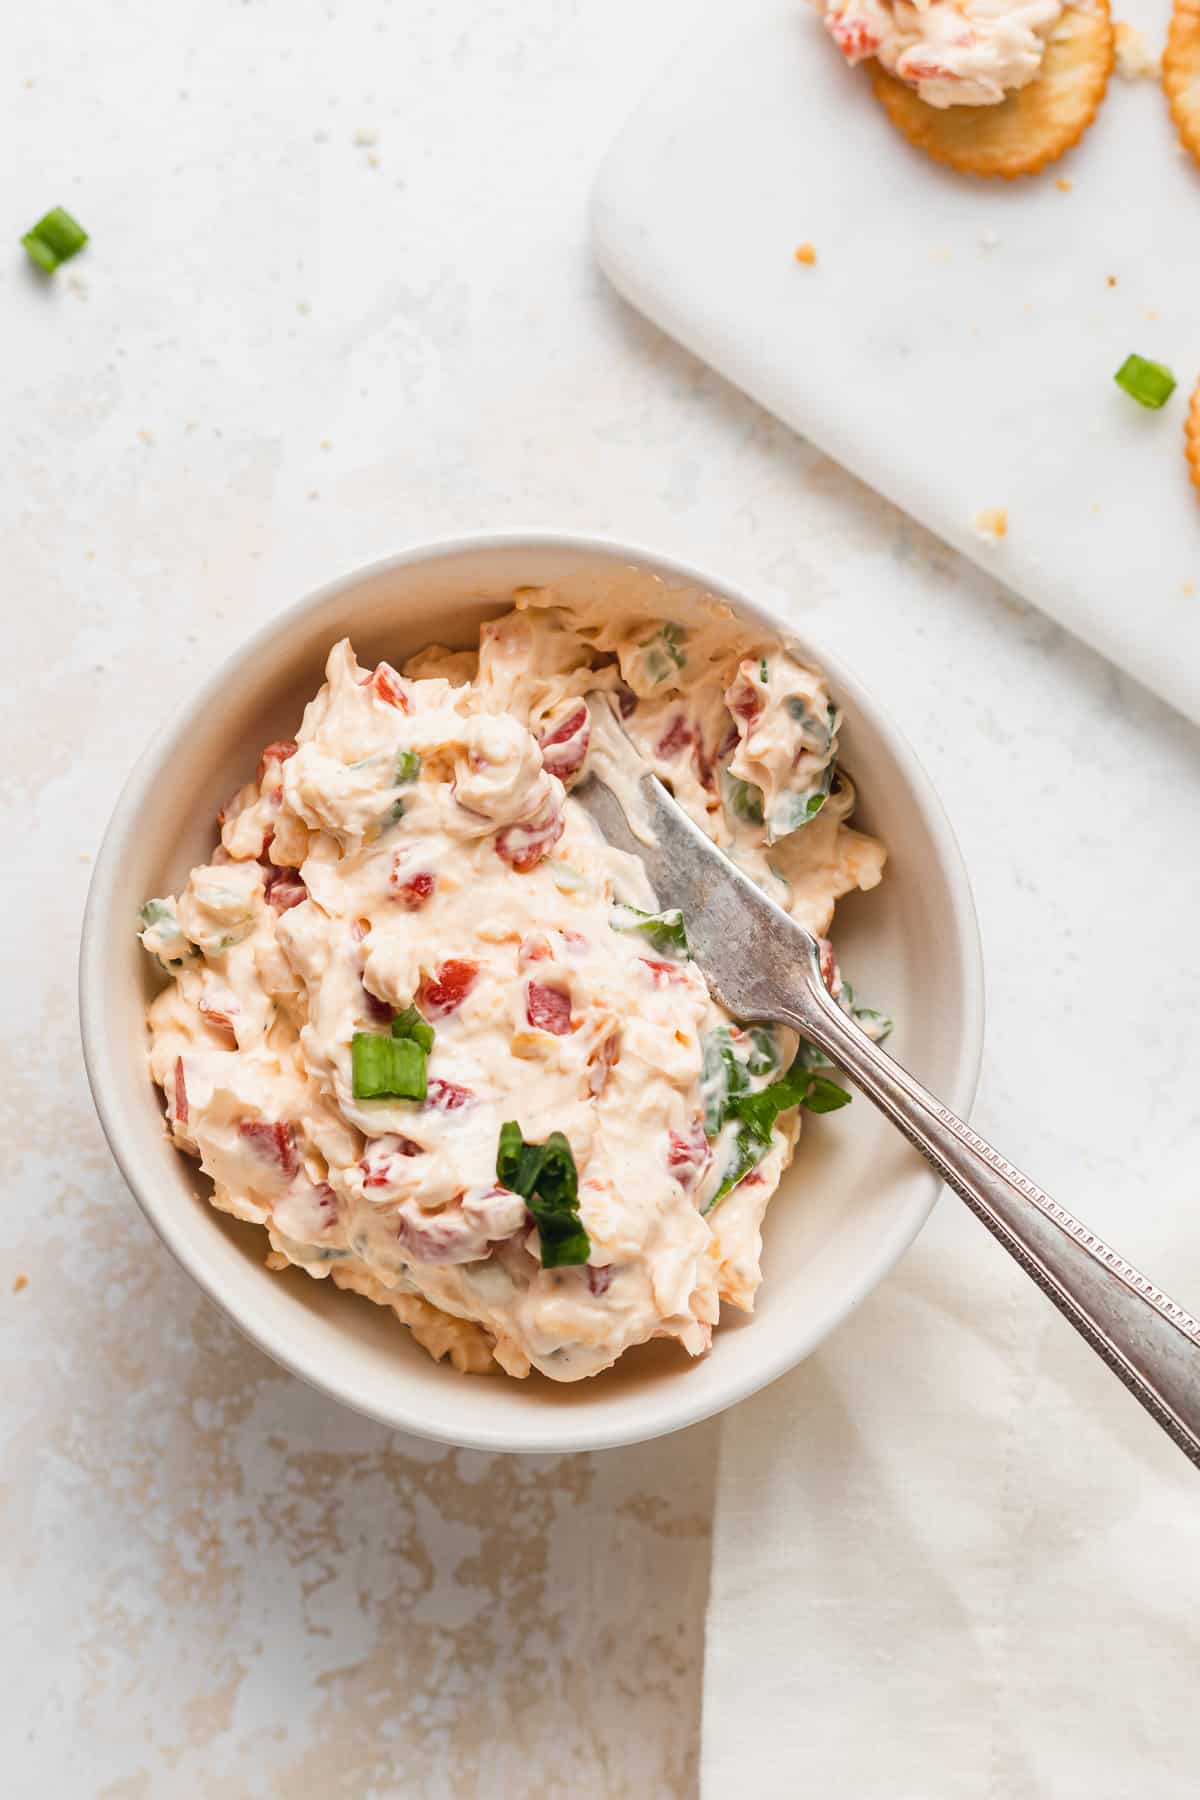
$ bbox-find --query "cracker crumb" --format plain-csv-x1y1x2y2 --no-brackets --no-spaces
972,508,1008,542
1106,274,1117,287
353,127,379,147
1055,176,1073,192
793,242,817,266
320,437,333,451
13,1275,27,1294
137,429,155,446
1142,306,1160,321
1184,580,1197,598
1114,21,1160,80
367,151,381,169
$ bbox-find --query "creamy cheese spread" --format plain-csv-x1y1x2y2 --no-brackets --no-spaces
820,0,1063,106
140,589,887,1382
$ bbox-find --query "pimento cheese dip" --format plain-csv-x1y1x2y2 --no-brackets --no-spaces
820,0,1063,106
140,589,887,1382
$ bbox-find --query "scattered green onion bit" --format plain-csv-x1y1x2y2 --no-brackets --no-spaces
395,749,421,784
21,206,88,274
496,1122,590,1268
610,903,689,960
1114,353,1176,411
391,1003,434,1054
351,1030,427,1100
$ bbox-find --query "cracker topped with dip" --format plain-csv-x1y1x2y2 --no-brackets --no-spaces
817,0,1114,175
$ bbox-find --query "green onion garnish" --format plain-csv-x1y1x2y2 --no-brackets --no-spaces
703,1051,851,1212
391,1004,434,1053
610,903,689,960
496,1122,589,1268
351,1030,427,1100
395,749,421,784
21,207,88,274
1114,354,1176,410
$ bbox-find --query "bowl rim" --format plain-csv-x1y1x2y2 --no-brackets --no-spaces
79,528,985,1452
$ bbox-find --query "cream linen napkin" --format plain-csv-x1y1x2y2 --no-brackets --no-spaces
701,1154,1200,1798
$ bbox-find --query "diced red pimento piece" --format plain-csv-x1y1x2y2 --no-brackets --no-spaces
425,1078,474,1112
257,740,298,785
726,669,764,724
818,937,837,993
538,702,591,780
199,998,238,1035
900,57,955,82
418,958,479,1017
828,13,880,61
370,663,411,711
526,981,572,1036
519,932,553,965
656,713,693,759
238,1120,299,1179
668,1115,710,1192
494,809,564,873
587,1265,613,1297
312,1181,339,1220
265,867,307,913
360,1134,424,1188
640,957,692,985
391,866,436,910
173,1056,188,1126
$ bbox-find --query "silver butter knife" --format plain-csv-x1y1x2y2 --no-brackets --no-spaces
576,739,1200,1472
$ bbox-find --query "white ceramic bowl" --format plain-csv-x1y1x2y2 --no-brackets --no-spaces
80,532,983,1454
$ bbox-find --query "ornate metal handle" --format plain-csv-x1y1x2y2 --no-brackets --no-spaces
784,949,1200,1471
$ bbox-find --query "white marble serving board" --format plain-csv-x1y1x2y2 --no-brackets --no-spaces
591,0,1200,724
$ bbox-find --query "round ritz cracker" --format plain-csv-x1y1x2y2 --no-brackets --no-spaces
1186,377,1200,499
1165,0,1200,166
871,0,1115,178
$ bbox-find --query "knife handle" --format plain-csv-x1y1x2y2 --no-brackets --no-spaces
783,954,1200,1472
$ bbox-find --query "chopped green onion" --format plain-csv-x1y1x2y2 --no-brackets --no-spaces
351,1030,427,1100
395,749,421,784
701,1026,750,1136
660,622,687,669
1114,354,1176,410
496,1122,590,1267
610,903,689,960
391,1004,434,1053
720,768,764,827
759,658,769,685
21,207,88,274
744,1025,780,1077
704,1052,851,1212
711,1126,765,1205
766,759,834,842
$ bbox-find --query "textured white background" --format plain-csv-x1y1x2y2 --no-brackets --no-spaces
3,3,1199,1797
